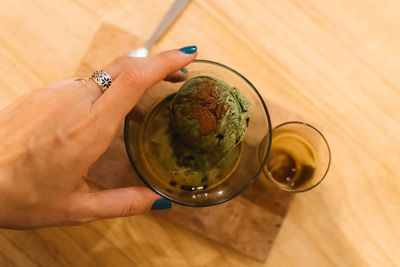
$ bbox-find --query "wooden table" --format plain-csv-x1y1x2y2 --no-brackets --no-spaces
0,0,399,266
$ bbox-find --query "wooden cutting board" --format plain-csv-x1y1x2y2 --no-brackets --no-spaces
77,23,303,262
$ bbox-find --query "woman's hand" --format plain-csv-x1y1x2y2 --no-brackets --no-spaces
0,48,197,229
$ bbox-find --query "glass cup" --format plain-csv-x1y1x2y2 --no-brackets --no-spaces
124,60,272,206
262,121,331,192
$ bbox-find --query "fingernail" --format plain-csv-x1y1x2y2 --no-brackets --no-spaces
179,45,197,54
181,67,188,73
151,198,172,210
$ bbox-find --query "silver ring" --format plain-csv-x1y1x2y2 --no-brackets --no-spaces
74,78,86,84
90,70,113,92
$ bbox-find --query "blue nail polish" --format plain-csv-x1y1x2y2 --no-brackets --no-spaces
181,67,188,73
179,45,197,54
151,199,172,210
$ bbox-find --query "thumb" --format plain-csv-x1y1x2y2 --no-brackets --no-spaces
84,187,172,220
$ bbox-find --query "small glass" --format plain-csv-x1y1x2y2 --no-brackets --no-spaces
263,121,331,192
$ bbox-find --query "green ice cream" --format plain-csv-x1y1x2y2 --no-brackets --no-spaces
171,76,250,154
140,94,242,191
138,75,251,192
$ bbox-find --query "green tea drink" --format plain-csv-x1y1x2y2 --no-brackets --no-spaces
266,130,317,190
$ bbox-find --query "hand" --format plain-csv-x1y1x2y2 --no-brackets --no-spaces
0,48,197,229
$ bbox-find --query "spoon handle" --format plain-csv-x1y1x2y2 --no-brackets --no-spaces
144,0,192,49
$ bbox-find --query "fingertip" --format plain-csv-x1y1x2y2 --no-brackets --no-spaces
139,48,196,85
178,45,197,54
156,47,198,64
151,198,172,210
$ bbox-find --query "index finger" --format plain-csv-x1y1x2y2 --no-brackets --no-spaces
92,47,197,124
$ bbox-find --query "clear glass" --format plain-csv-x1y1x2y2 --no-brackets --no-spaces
262,121,331,192
124,60,272,206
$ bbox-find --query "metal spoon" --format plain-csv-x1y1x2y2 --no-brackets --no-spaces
127,0,192,57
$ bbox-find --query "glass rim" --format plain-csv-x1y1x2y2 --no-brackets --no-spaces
124,59,272,207
264,121,331,193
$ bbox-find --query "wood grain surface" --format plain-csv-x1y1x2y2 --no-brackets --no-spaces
0,0,399,266
77,23,296,262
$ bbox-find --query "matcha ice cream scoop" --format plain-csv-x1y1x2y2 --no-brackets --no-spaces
170,76,250,153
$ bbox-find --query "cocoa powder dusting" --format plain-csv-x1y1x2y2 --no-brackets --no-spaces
189,79,227,135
